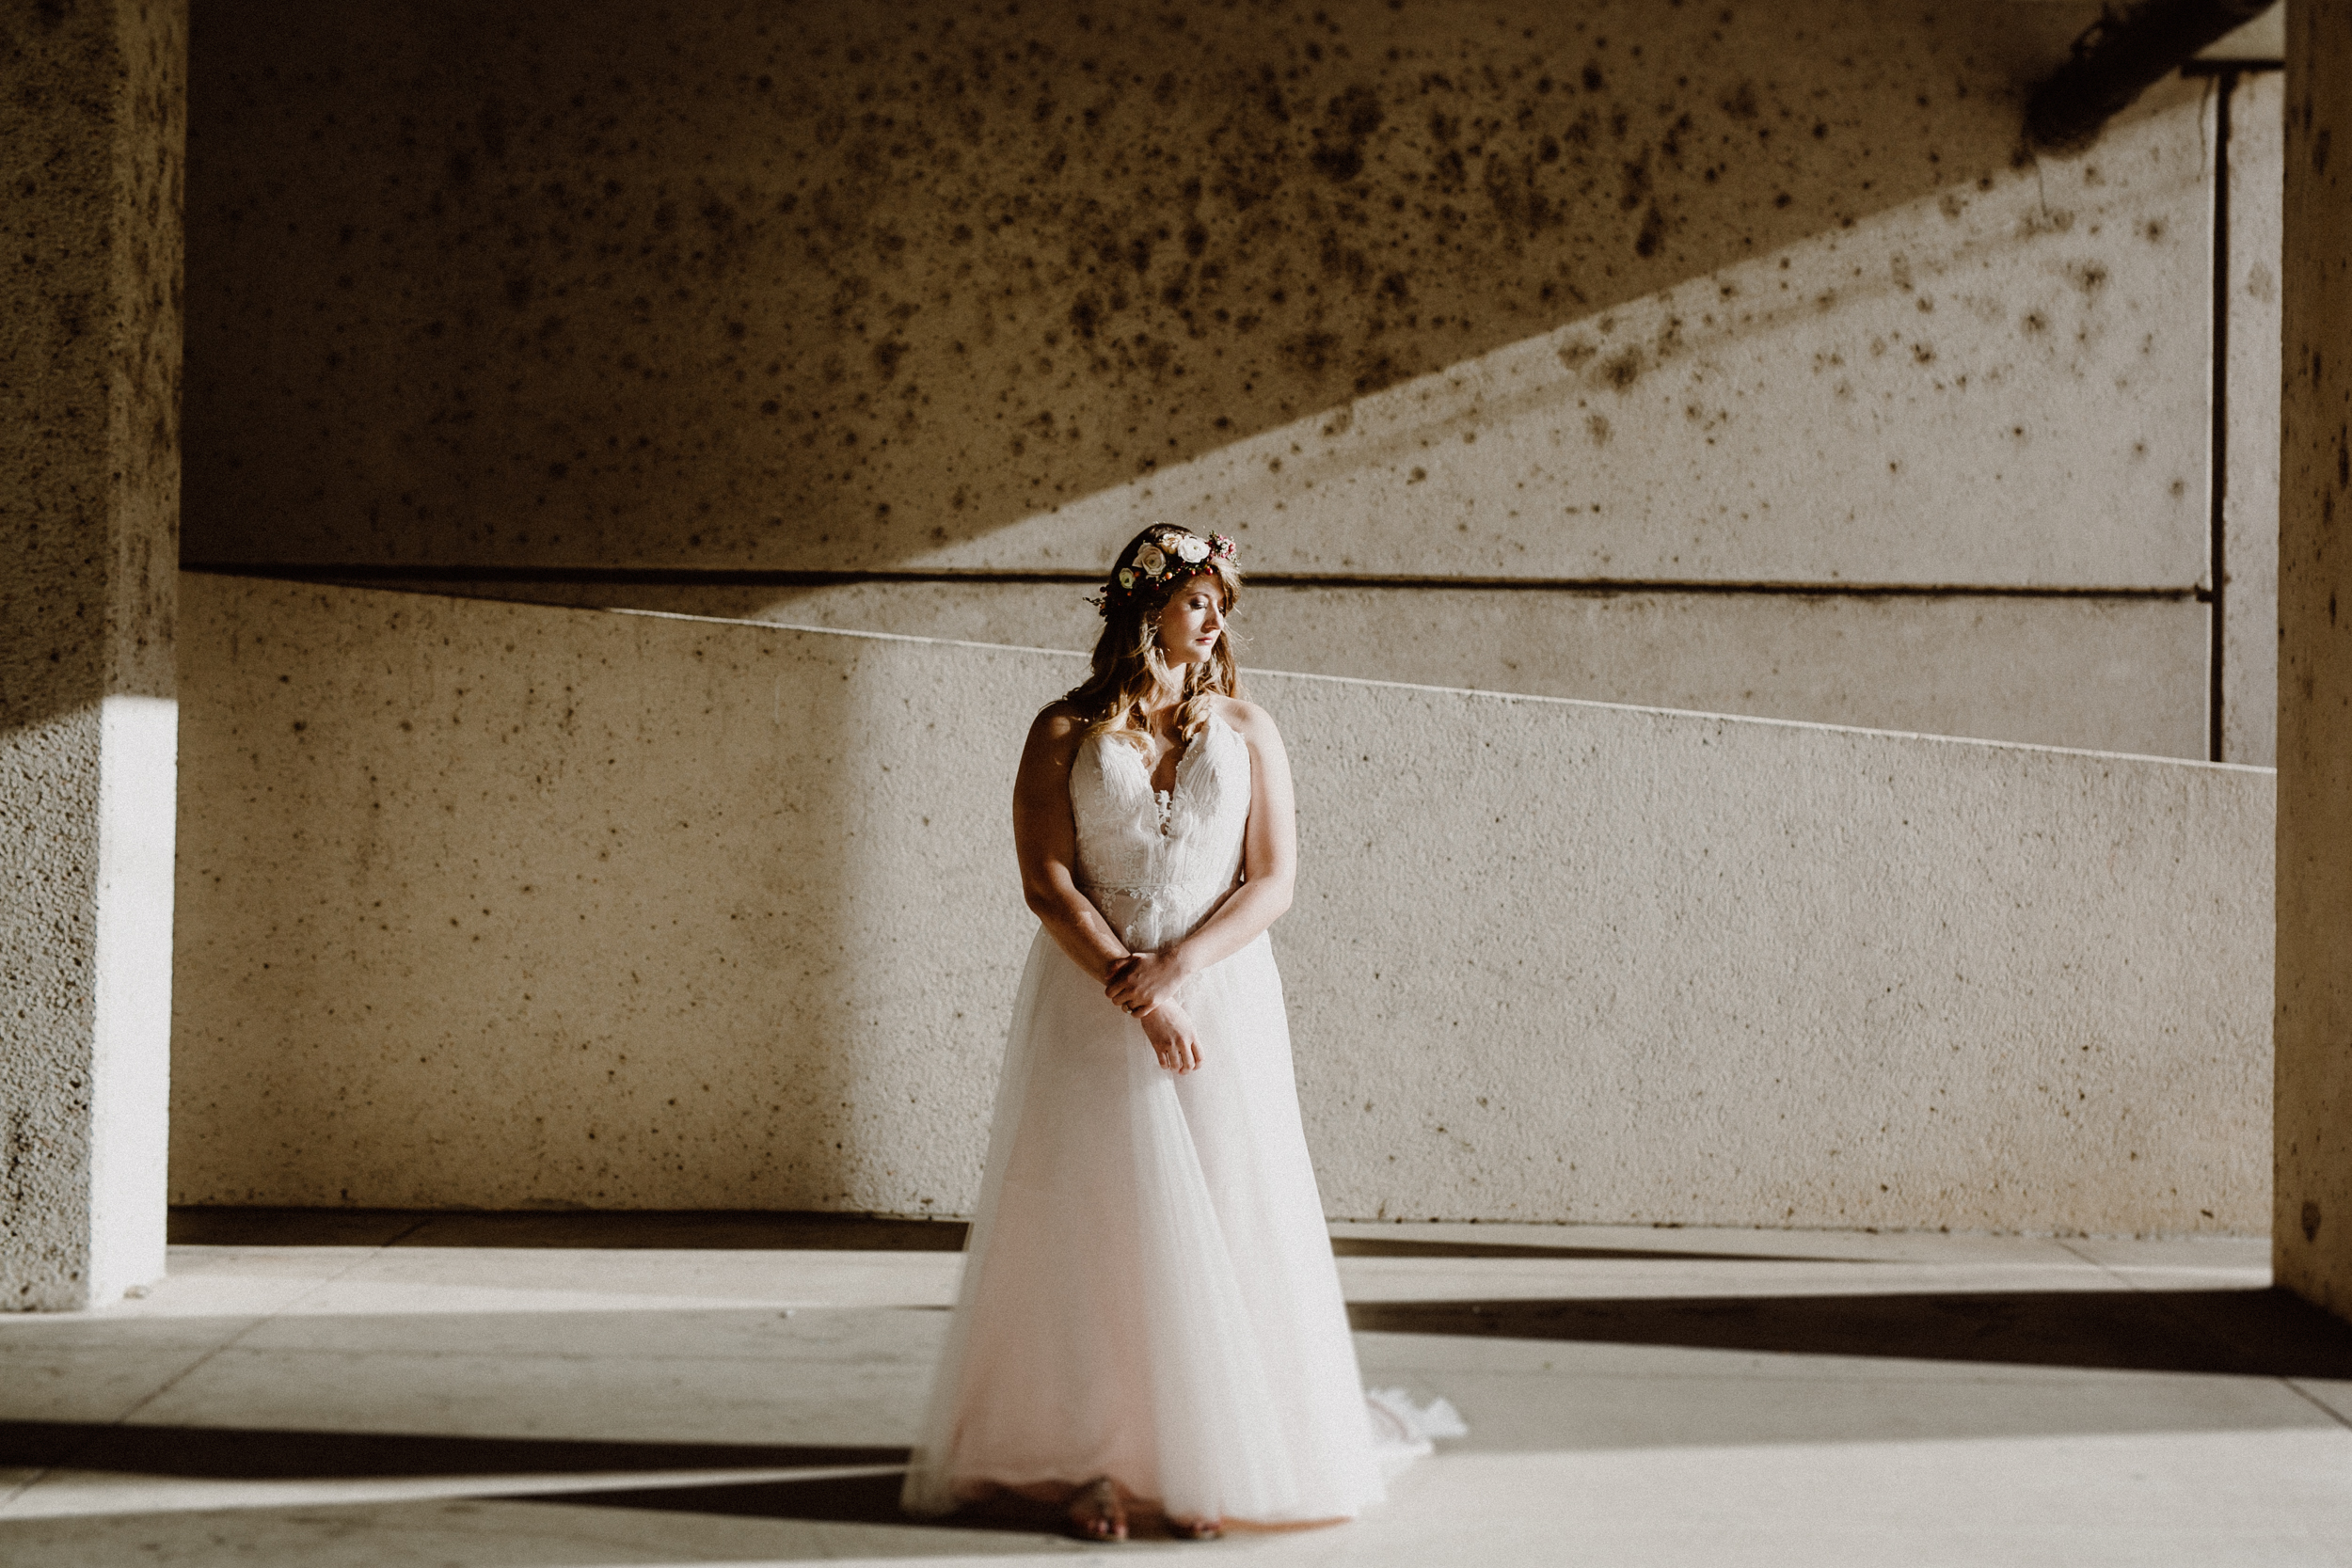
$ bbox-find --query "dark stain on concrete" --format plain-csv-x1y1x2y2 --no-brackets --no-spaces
180,0,2091,569
6,0,184,709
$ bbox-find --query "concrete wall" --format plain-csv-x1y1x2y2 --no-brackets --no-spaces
178,1,2272,760
173,575,2273,1234
181,0,2124,569
2275,0,2352,1317
369,575,2211,758
0,0,183,1310
2224,71,2283,767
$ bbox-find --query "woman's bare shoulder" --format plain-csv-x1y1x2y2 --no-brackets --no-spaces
1213,694,1280,740
1027,700,1092,752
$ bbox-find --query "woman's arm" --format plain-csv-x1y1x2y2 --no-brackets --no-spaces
1020,705,1205,1072
1104,698,1296,1012
1014,704,1135,985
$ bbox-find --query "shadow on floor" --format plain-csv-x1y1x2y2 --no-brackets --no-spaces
0,1422,1095,1544
167,1208,1870,1266
0,1423,907,1481
1348,1287,2352,1378
167,1209,970,1252
1328,1237,1872,1265
534,1471,1126,1539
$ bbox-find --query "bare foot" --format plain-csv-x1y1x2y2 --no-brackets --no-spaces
1068,1476,1127,1543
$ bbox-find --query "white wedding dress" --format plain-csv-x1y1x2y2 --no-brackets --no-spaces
903,708,1447,1524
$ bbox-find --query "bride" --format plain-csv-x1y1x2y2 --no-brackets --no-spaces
901,525,1409,1541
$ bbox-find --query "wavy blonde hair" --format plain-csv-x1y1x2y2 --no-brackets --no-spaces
1062,525,1244,749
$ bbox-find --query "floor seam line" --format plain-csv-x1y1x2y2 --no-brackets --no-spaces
2050,1237,2137,1288
2055,1236,2299,1384
2281,1378,2352,1433
18,1223,433,1497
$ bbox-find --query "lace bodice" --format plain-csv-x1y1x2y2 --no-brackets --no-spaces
1071,710,1251,950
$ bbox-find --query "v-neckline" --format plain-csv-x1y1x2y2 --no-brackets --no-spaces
1115,710,1219,807
1146,724,1189,797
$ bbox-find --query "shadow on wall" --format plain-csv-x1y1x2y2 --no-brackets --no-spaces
899,82,2215,587
183,0,2106,570
169,580,1074,1212
167,594,899,1211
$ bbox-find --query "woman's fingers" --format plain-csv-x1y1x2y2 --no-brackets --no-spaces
1169,1029,1200,1073
1138,1013,1176,1070
1136,1000,1202,1073
1104,951,1182,1010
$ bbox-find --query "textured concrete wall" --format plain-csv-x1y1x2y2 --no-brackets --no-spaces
2203,5,2288,59
178,1,2247,758
900,86,2215,590
0,0,184,1310
183,0,2145,573
174,576,2272,1234
375,575,2209,757
2275,0,2352,1317
2225,71,2282,768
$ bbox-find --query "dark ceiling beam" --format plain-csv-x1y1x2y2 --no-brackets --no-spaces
2026,0,2280,152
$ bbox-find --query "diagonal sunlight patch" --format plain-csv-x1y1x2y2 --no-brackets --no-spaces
125,1246,965,1317
902,89,2211,594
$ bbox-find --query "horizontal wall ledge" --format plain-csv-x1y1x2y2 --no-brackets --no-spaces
195,570,2217,759
187,563,2207,600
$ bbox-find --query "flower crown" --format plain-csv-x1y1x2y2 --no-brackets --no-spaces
1089,529,1238,618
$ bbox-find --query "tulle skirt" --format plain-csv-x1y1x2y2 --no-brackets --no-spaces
900,914,1387,1525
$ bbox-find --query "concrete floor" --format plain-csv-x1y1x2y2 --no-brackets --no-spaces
4,1213,2350,1566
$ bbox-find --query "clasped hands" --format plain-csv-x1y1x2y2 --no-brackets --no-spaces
1104,947,1203,1075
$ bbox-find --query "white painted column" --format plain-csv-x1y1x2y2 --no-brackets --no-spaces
0,0,184,1311
2276,0,2352,1322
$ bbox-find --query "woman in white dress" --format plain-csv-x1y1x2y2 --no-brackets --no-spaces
901,525,1390,1541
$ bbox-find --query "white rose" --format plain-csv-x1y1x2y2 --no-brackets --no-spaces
1134,543,1167,576
1174,534,1210,563
1118,568,1136,589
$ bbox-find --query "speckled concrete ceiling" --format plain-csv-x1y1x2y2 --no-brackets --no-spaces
183,0,2098,570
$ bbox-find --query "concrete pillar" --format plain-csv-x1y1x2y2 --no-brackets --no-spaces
2277,0,2352,1322
0,0,184,1310
2223,70,2284,768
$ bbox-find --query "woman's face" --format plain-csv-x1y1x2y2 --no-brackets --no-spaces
1153,578,1229,669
